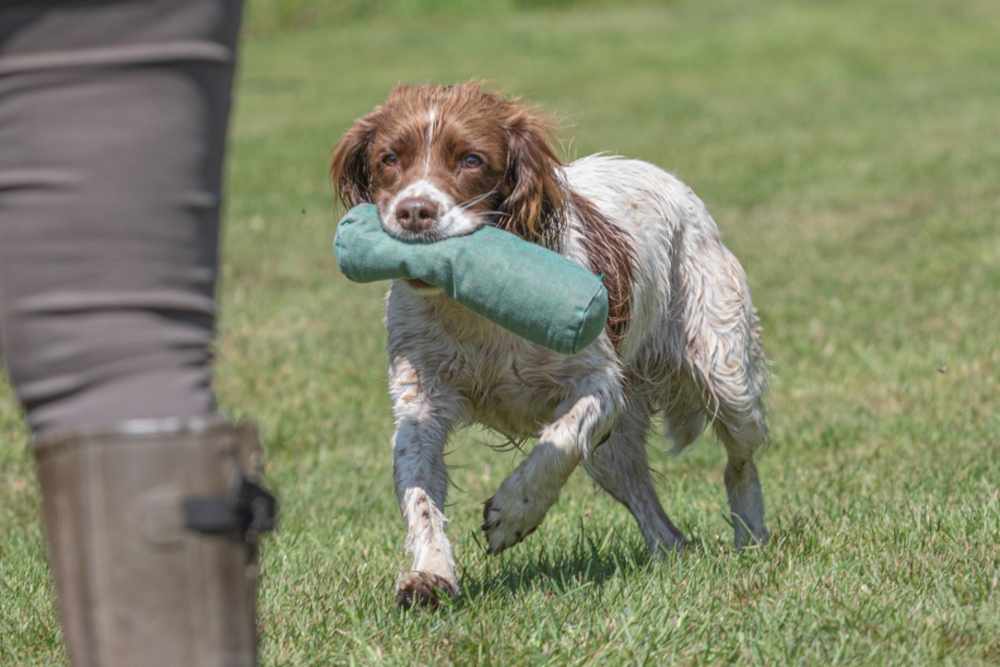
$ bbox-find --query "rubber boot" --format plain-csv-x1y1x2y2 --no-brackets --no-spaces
33,418,277,667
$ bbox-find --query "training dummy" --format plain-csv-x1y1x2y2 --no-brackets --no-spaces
334,203,609,355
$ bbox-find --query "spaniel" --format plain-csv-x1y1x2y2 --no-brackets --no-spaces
331,83,770,608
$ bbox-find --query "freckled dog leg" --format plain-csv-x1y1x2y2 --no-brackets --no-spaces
583,402,687,554
393,416,459,608
483,385,617,554
389,362,464,608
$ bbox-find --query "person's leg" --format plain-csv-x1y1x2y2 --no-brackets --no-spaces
0,0,241,435
0,3,275,665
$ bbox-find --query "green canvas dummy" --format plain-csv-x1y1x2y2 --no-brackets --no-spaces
334,204,609,355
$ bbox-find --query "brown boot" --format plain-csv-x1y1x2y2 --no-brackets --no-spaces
33,418,277,667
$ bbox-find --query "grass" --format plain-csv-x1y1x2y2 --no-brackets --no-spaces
2,0,999,664
242,0,655,34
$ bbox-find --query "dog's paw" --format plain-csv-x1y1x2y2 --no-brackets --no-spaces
395,571,459,610
481,492,548,555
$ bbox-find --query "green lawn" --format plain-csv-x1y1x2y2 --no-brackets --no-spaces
3,0,999,664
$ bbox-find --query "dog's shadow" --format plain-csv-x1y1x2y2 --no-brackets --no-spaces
456,529,703,603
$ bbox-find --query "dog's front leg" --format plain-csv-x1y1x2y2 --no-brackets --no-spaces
390,363,463,609
482,380,619,554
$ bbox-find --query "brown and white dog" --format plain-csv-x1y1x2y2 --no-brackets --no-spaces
331,83,770,608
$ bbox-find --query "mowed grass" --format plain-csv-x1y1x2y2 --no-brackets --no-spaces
3,0,1000,664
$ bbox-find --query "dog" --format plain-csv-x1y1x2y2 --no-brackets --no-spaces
331,83,770,608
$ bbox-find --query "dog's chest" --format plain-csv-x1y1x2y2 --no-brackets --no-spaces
440,342,570,436
389,288,607,436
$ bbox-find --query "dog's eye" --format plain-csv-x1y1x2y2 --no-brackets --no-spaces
381,152,399,166
460,153,484,169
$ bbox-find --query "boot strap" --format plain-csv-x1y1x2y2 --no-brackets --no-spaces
184,475,278,543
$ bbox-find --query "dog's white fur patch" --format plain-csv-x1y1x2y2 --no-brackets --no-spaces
381,178,482,243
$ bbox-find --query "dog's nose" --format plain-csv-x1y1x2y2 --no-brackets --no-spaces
395,196,440,232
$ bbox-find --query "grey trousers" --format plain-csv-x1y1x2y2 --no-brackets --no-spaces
0,0,243,436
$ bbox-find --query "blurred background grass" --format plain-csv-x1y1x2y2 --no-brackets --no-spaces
2,0,998,664
244,0,656,33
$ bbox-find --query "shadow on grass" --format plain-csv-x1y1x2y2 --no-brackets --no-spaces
456,526,709,603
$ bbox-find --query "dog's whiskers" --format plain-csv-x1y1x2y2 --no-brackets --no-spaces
456,189,498,211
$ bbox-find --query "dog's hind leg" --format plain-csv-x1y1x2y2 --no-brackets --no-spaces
582,399,687,554
718,415,769,549
482,375,620,554
679,241,770,549
389,359,464,608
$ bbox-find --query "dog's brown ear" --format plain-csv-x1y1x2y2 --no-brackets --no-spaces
500,108,565,243
330,113,378,209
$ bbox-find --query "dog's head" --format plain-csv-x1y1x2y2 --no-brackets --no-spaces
331,83,565,244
